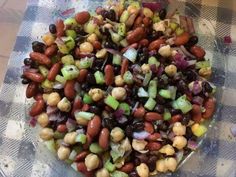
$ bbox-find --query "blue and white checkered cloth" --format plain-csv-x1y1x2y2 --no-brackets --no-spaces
0,0,236,176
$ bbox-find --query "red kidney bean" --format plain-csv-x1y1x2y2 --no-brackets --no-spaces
174,32,190,46
77,69,88,83
87,115,101,137
170,114,182,124
126,27,145,44
56,19,64,37
23,71,45,83
104,65,114,86
83,133,92,149
44,44,57,57
30,52,51,66
29,99,45,117
202,97,216,119
144,122,154,134
57,124,67,133
99,128,110,150
75,11,90,25
147,133,161,141
191,104,202,123
133,107,146,119
121,59,129,76
64,80,76,100
82,104,90,112
26,82,38,98
145,112,163,121
119,163,134,173
47,63,61,81
146,142,161,151
75,151,89,162
148,39,165,51
190,45,206,59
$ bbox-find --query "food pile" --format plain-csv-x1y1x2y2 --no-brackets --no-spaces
21,1,216,177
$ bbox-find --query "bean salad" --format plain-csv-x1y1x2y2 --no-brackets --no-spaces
21,1,216,177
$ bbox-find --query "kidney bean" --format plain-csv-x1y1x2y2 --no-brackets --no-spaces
202,97,216,119
170,114,182,124
121,58,129,76
148,38,165,51
146,142,161,151
126,27,145,44
23,71,45,83
191,104,202,123
174,32,190,46
77,162,88,173
75,151,89,162
104,65,114,86
71,98,82,116
99,128,110,149
93,41,102,50
47,63,61,81
77,69,88,83
133,107,145,119
119,163,134,174
121,43,138,53
75,11,91,25
29,99,45,117
147,133,161,141
143,17,152,27
83,133,92,149
57,124,67,133
126,13,138,28
26,82,38,98
134,16,143,28
87,115,101,137
64,80,76,100
56,19,64,37
82,104,90,112
33,93,43,101
145,112,163,121
29,52,51,66
190,45,206,59
139,39,149,47
144,122,154,134
44,44,57,57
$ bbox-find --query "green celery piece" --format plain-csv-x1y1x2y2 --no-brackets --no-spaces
169,22,178,31
118,103,130,115
138,87,149,97
83,93,93,104
64,36,75,51
74,111,95,120
120,38,128,47
65,30,77,39
144,97,156,111
78,57,93,69
75,134,87,144
148,56,160,67
71,162,78,172
168,86,177,100
94,71,105,85
148,79,157,98
57,43,69,54
153,14,161,23
123,48,137,63
123,71,134,84
111,171,129,177
105,160,116,172
68,150,77,160
64,17,78,26
112,54,122,65
120,10,129,23
39,65,49,77
117,23,126,36
55,75,66,84
195,60,210,69
61,65,79,80
143,71,152,86
105,95,119,110
159,89,172,99
163,109,171,120
41,79,54,89
61,55,75,65
89,143,103,154
53,131,65,139
173,95,193,114
44,139,56,154
110,150,122,162
175,27,184,36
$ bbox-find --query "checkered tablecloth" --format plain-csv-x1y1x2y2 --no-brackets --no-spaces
0,0,236,176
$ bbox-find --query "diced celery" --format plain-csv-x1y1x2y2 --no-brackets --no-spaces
175,27,184,36
44,139,56,154
55,75,66,84
159,89,172,99
120,10,129,23
169,22,178,31
143,72,152,86
144,97,156,111
123,71,133,84
75,134,87,144
153,14,161,23
120,39,128,47
163,109,171,120
66,30,77,39
118,103,130,115
54,131,65,139
148,56,160,67
57,43,69,54
191,123,207,137
61,65,79,80
61,55,75,65
113,54,122,65
41,79,54,89
64,36,75,51
78,57,93,69
110,30,122,44
105,160,116,172
71,162,78,172
123,48,137,63
105,95,119,110
94,71,105,85
74,111,95,120
89,143,103,154
83,93,93,104
195,60,210,69
172,95,193,114
68,150,77,160
168,86,177,100
117,23,126,36
39,65,49,77
64,17,78,26
148,79,157,98
110,150,121,162
111,170,129,177
138,87,149,97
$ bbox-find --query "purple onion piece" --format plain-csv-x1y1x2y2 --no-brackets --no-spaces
117,116,128,124
105,48,122,56
192,96,204,105
66,119,77,132
29,117,37,127
157,65,164,76
133,131,150,140
173,53,189,70
149,50,157,56
76,128,85,134
187,140,198,150
46,106,58,115
150,64,158,73
224,36,232,44
49,113,58,121
113,109,124,119
192,81,202,95
160,131,168,139
230,124,236,137
132,64,142,73
168,132,175,141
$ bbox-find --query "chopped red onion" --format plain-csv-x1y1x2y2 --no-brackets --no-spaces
66,119,77,132
46,106,58,115
157,65,164,76
180,45,196,58
49,113,58,121
76,128,85,134
53,82,64,89
168,132,175,141
133,131,150,140
224,36,232,44
192,81,202,95
105,48,122,56
192,96,204,105
173,53,189,70
113,109,124,119
150,64,158,73
116,116,128,124
187,140,198,150
61,8,75,17
142,2,162,12
29,117,37,127
132,64,142,73
230,124,236,137
176,150,184,163
149,50,157,56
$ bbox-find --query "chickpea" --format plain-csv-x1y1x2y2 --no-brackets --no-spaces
64,132,77,145
111,87,127,101
80,42,94,53
171,50,178,57
158,45,171,58
57,146,71,160
76,116,89,126
96,168,110,177
199,67,212,78
87,33,98,43
153,21,166,32
103,23,113,29
42,93,49,102
115,75,124,86
85,154,100,171
47,92,61,106
132,139,148,151
172,122,186,136
88,88,104,102
156,159,168,173
57,97,71,112
142,7,154,18
165,157,177,172
165,64,177,77
136,163,149,177
141,64,150,74
110,127,125,143
37,112,49,127
42,32,55,46
115,158,125,168
39,128,54,140
159,144,175,156
172,136,187,150
188,81,202,93
96,49,107,59
120,137,132,152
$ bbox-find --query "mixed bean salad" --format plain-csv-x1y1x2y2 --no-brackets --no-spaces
21,1,216,177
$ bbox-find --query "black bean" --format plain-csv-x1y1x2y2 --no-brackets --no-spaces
113,65,121,75
89,106,101,115
81,83,90,92
49,24,57,34
21,78,30,84
107,9,116,21
136,153,148,163
129,171,139,177
97,100,105,108
75,35,86,45
185,127,194,140
117,116,129,128
202,81,213,93
158,121,169,131
177,80,188,93
74,26,87,36
104,40,118,50
147,156,158,172
86,73,96,85
182,113,191,125
154,104,165,114
148,31,164,41
23,58,33,66
185,70,198,82
187,36,198,47
159,9,167,20
162,138,173,145
156,94,166,105
132,121,144,132
125,125,133,138
32,41,45,53
169,108,181,115
102,118,117,130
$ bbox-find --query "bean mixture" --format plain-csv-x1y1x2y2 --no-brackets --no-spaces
21,1,216,177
